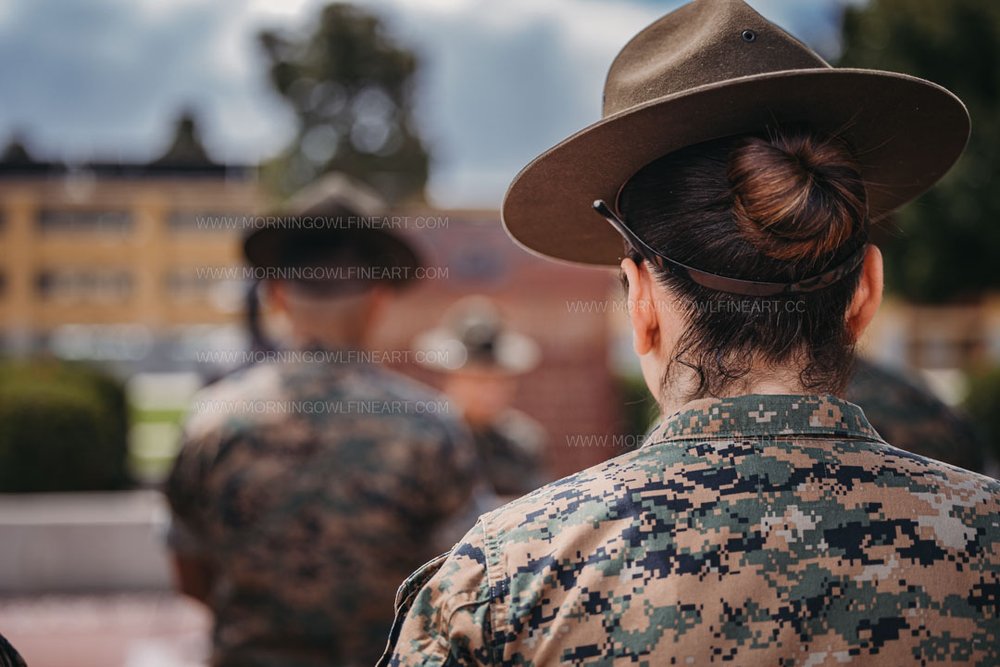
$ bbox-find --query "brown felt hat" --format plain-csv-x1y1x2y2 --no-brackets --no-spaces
244,172,421,288
501,0,970,266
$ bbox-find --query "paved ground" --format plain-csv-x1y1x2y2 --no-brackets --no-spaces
0,593,210,667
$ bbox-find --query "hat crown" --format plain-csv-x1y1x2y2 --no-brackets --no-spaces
282,172,385,218
603,0,830,116
449,300,503,349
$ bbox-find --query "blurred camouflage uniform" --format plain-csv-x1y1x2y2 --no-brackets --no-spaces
382,394,1000,665
167,354,483,667
469,409,546,497
846,358,986,472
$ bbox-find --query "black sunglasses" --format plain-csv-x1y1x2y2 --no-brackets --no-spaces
593,199,867,297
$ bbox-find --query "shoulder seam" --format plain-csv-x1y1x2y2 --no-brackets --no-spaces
482,517,505,666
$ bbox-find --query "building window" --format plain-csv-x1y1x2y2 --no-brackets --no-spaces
36,269,134,303
36,209,132,235
165,268,245,312
168,210,245,233
165,267,215,301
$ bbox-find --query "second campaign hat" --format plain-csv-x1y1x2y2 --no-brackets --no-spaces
244,173,421,288
501,0,970,266
414,297,541,374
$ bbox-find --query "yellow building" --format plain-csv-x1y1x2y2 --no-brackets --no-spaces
1,119,996,388
0,119,261,360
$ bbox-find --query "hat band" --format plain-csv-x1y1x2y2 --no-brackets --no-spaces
593,200,867,297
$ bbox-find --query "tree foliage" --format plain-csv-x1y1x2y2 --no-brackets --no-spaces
259,3,430,204
838,0,1000,302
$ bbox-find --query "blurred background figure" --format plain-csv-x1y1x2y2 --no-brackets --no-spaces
165,174,487,667
415,297,547,498
846,357,989,473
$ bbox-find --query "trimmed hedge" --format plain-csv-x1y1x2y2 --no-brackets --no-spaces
0,360,130,492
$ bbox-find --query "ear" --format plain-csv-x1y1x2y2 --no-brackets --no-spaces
266,280,288,315
845,245,883,341
621,257,660,356
361,285,391,339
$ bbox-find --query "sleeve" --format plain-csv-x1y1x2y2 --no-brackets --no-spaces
163,427,216,556
379,521,497,667
411,412,499,549
165,512,210,557
434,414,489,514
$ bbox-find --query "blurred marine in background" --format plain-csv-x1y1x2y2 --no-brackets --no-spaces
164,174,487,667
415,297,547,498
846,357,989,473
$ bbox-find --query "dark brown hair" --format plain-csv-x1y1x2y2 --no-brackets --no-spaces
619,128,869,400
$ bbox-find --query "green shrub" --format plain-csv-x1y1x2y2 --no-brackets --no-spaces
0,360,130,492
965,366,1000,462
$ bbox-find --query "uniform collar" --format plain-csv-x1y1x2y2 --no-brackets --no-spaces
271,344,378,379
646,394,884,446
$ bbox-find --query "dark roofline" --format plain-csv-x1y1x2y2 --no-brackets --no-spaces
0,160,255,180
0,113,252,180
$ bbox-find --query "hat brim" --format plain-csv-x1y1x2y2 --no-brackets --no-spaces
502,68,970,266
243,226,422,288
414,329,541,375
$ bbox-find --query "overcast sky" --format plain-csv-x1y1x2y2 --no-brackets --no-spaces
0,0,863,207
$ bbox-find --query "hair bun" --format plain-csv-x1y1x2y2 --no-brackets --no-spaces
727,131,868,263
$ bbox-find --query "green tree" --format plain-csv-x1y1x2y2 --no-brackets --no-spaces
259,3,430,204
838,0,1000,302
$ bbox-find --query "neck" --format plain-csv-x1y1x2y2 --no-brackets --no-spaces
292,332,363,352
658,366,806,416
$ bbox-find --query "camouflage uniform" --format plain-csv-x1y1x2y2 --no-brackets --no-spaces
382,394,1000,666
471,409,547,498
846,358,987,473
166,352,485,667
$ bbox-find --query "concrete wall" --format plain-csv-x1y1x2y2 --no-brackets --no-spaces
0,491,173,593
